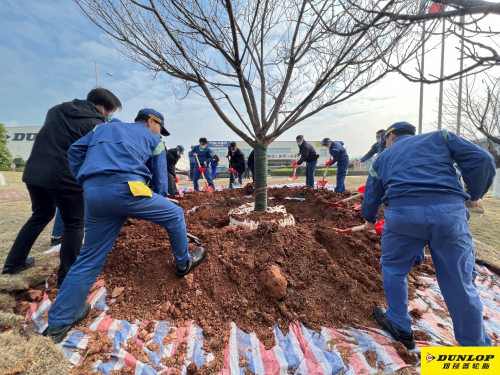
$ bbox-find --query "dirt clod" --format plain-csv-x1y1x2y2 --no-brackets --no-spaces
394,341,418,365
259,265,288,299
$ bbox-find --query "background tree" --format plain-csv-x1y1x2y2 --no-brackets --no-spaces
0,123,13,170
75,0,499,211
12,156,26,168
442,74,500,197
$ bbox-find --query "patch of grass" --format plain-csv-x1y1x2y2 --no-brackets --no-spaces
0,184,28,192
0,293,16,311
0,199,54,263
0,331,70,375
2,172,24,184
0,311,24,329
469,197,500,253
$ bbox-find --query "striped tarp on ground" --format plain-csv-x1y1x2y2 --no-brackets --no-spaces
24,265,500,374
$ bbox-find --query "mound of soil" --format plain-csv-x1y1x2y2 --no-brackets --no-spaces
92,186,434,372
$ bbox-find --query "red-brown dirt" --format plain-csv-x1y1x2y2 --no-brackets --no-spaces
90,186,434,372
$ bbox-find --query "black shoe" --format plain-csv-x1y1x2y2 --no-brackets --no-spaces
374,306,415,350
2,257,35,275
51,236,63,246
176,247,205,278
43,302,91,343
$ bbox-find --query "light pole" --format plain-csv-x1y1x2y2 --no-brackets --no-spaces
95,62,113,87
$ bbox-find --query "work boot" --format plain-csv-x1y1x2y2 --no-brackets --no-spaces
374,306,416,350
43,302,91,344
176,247,205,278
2,257,35,275
51,236,63,246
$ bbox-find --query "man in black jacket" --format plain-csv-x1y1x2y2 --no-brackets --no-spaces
227,141,245,188
2,88,122,287
296,135,319,187
166,145,184,196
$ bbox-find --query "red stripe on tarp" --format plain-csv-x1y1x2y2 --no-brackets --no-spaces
218,344,231,375
338,342,369,373
259,340,281,375
87,279,105,302
166,322,191,375
325,328,347,341
123,352,138,368
421,312,457,345
25,293,49,320
290,323,324,375
96,315,115,335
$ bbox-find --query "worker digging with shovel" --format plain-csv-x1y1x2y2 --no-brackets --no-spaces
361,122,495,349
43,109,206,343
295,135,319,187
227,141,245,188
190,138,215,191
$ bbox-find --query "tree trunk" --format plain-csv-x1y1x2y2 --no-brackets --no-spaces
254,144,268,212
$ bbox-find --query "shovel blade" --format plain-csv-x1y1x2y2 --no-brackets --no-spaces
322,201,342,207
289,176,299,180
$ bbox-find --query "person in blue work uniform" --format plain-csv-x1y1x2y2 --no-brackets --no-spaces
43,109,206,343
295,135,319,187
361,122,495,349
189,138,215,191
188,146,196,181
354,129,386,165
321,138,350,192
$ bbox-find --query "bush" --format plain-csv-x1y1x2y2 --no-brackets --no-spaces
270,167,341,176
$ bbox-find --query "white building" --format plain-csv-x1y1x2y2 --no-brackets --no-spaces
207,140,333,170
5,126,42,160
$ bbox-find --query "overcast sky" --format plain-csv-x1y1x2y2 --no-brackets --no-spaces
1,0,498,157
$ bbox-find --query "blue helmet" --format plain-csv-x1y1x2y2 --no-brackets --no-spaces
177,145,185,154
321,137,332,146
137,108,170,136
385,122,416,137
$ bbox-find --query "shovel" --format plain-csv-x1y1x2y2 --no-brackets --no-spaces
317,159,333,188
231,168,243,188
187,233,202,245
322,185,366,207
335,220,384,235
194,155,214,192
289,158,300,181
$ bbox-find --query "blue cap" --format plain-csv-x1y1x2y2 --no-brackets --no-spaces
137,108,170,136
321,137,331,146
177,145,185,154
385,122,416,137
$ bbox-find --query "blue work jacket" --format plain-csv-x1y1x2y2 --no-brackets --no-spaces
361,130,495,223
68,120,169,197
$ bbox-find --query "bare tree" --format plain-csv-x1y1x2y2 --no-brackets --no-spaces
442,74,500,196
74,0,497,211
365,0,500,83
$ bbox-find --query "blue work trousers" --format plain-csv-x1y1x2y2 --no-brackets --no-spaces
193,166,215,191
189,162,196,180
51,210,64,237
48,183,190,327
381,204,491,346
305,159,317,187
212,165,218,179
334,162,348,193
229,172,243,188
